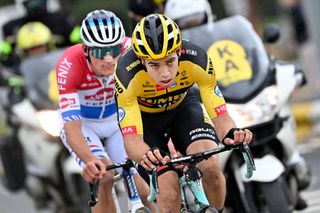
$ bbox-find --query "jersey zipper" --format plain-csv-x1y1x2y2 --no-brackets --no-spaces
96,76,109,119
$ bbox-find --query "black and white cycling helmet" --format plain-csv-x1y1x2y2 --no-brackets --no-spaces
164,0,214,29
80,9,125,47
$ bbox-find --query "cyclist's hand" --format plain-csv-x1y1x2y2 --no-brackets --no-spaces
81,158,107,183
223,128,253,145
140,148,170,171
167,140,187,171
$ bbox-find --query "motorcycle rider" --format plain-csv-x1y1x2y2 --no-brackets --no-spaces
16,21,61,110
164,0,310,209
0,21,59,209
126,0,166,33
16,21,55,58
56,10,154,213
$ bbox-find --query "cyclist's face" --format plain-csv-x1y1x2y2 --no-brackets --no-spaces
142,52,179,88
85,45,121,77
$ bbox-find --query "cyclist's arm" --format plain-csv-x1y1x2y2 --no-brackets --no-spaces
115,84,150,163
56,53,97,164
192,56,237,141
114,74,167,167
123,134,150,164
64,120,97,163
211,112,236,142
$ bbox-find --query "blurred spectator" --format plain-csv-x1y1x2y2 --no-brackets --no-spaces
278,0,308,44
0,0,79,68
221,0,262,32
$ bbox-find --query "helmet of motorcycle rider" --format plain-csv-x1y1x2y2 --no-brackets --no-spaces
16,21,55,56
15,0,62,14
164,0,214,30
15,0,47,15
80,9,125,48
132,13,182,60
128,0,159,17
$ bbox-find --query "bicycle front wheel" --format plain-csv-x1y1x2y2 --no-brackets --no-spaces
197,206,219,213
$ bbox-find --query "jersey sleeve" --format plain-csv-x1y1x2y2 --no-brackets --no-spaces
115,75,144,135
193,55,227,119
56,49,82,122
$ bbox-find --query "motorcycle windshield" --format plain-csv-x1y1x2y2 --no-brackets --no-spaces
181,15,270,103
19,48,66,109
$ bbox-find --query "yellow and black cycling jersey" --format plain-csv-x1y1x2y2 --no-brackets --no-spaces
115,40,227,135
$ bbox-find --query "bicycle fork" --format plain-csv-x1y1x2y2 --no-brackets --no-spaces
180,166,210,211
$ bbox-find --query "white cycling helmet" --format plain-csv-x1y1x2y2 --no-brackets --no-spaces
164,0,214,29
80,9,125,47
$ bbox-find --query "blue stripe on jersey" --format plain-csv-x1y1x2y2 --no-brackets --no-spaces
62,110,81,122
80,103,117,119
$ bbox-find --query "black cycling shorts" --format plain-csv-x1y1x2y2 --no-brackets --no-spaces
138,88,219,183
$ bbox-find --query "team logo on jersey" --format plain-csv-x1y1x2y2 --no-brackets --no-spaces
84,88,114,101
214,85,223,98
126,59,140,71
109,78,115,85
214,104,227,116
122,126,137,136
138,92,185,108
169,81,177,88
185,49,197,56
118,107,125,122
59,97,76,109
156,84,165,91
142,81,154,88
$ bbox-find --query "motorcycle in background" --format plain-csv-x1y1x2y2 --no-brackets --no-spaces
178,15,310,212
0,49,90,213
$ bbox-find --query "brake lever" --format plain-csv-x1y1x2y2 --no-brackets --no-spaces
239,144,256,178
88,180,99,207
147,165,160,202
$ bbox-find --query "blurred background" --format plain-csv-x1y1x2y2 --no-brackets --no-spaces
0,0,319,212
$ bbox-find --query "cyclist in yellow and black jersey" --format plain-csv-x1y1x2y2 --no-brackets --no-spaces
115,39,226,134
115,14,253,212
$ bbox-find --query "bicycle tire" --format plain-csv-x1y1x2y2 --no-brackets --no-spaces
197,206,219,213
135,207,152,213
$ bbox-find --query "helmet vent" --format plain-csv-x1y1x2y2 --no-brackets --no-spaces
80,10,125,47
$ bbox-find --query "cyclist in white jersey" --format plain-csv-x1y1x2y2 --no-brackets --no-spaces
56,10,153,213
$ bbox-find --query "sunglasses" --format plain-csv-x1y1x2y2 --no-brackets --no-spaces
90,45,122,59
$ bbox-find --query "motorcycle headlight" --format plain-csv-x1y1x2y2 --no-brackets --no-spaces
36,110,60,137
227,85,279,128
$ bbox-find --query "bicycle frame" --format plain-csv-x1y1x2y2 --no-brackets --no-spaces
147,144,256,212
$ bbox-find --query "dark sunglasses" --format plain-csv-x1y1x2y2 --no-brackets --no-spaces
90,45,122,59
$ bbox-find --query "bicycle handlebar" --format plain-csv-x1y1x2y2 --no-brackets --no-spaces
147,143,256,202
88,159,135,207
